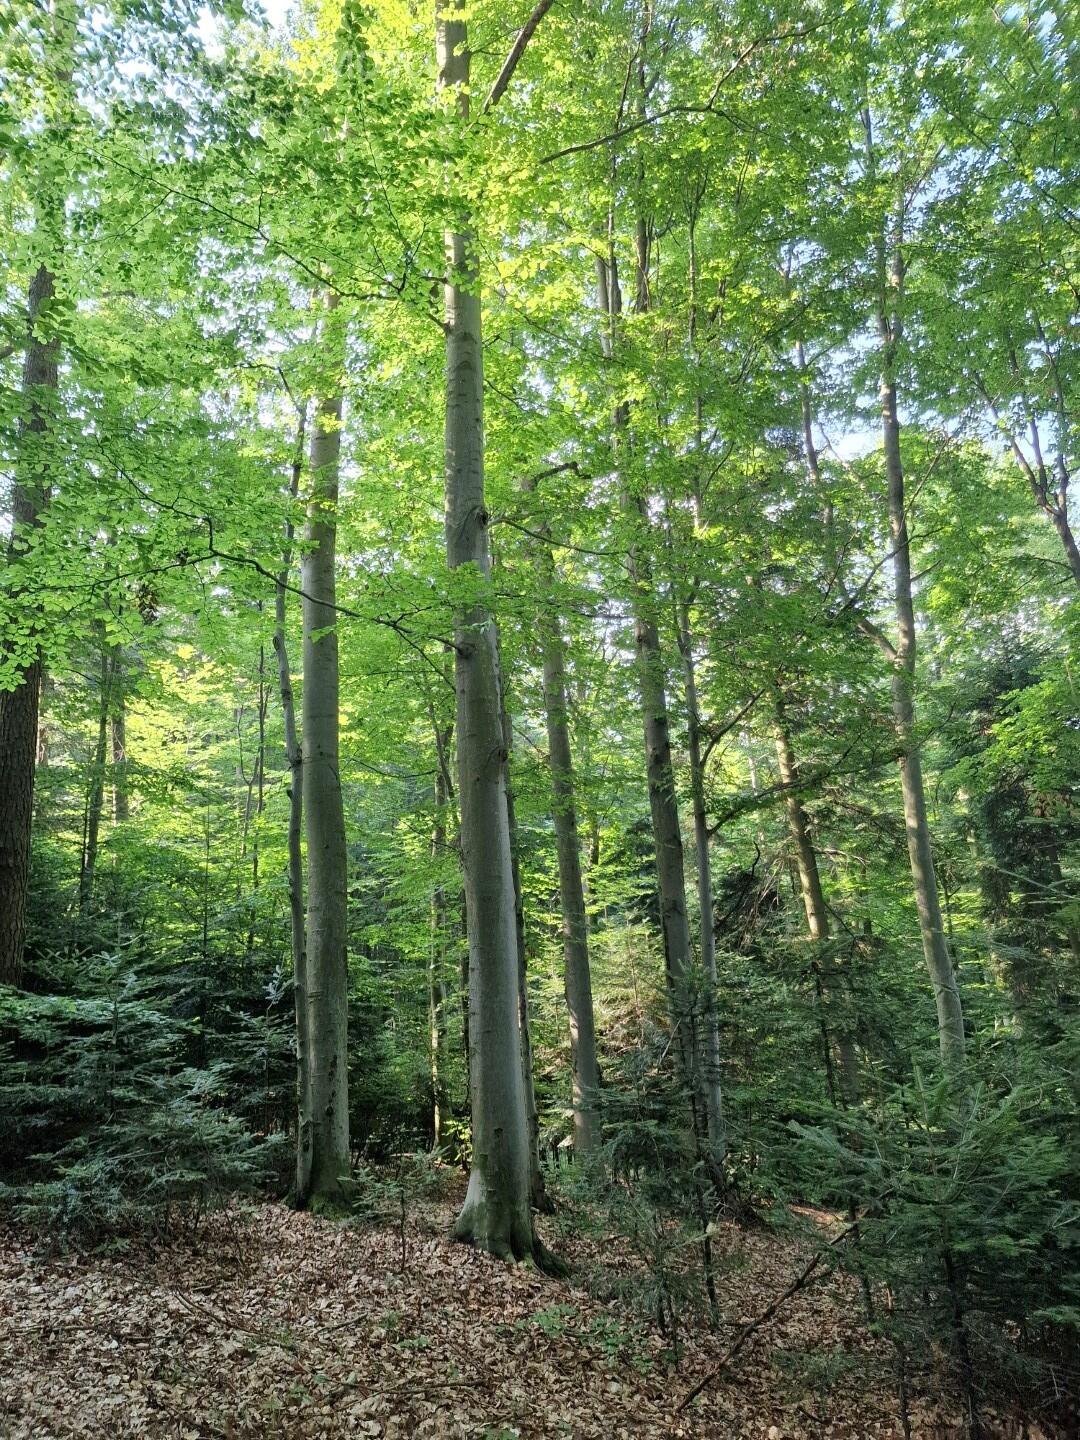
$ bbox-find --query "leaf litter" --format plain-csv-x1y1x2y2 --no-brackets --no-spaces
0,1190,1032,1440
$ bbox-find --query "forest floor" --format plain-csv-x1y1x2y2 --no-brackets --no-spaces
0,1181,1031,1440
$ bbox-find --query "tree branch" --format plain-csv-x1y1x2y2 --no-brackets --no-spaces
483,0,557,113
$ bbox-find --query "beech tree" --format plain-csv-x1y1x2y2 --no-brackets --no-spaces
1,7,1078,1425
436,0,553,1262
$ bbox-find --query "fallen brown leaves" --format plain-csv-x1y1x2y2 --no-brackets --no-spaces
0,1192,1023,1440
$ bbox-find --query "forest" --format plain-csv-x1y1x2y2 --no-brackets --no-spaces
0,0,1078,1436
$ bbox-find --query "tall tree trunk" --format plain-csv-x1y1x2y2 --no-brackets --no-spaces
674,592,725,1156
298,301,350,1207
864,132,965,1068
674,194,725,1152
524,477,600,1157
881,345,966,1068
437,1,539,1262
274,404,310,1199
79,641,114,918
597,235,714,1162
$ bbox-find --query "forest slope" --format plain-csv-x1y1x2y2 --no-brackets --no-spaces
0,1191,1001,1440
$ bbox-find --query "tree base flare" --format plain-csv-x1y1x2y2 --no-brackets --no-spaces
452,1169,566,1275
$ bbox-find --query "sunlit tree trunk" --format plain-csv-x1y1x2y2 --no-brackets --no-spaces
773,716,829,944
437,0,538,1261
274,404,310,1199
298,297,350,1207
880,341,965,1066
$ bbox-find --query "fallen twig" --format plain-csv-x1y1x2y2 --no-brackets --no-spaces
677,1224,856,1413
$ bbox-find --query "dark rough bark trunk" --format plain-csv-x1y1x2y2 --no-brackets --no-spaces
523,477,600,1157
0,261,59,986
437,1,539,1262
298,300,350,1208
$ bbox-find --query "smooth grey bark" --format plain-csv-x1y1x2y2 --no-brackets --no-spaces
298,299,350,1207
797,145,966,1071
674,201,725,1152
522,477,600,1157
274,404,310,1199
437,1,537,1261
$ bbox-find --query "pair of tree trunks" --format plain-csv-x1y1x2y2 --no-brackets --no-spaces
796,149,967,1074
597,226,725,1166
